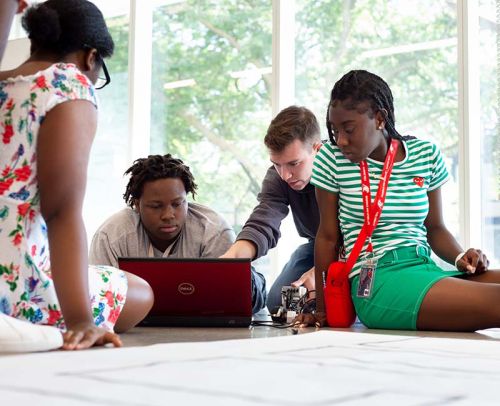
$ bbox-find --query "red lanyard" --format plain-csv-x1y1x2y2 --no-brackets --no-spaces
358,139,399,253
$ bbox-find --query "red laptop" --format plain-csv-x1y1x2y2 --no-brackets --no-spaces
117,257,253,327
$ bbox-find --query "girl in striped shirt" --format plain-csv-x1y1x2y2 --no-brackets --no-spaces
299,70,499,331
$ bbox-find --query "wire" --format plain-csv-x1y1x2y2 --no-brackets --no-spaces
250,320,294,329
297,290,316,314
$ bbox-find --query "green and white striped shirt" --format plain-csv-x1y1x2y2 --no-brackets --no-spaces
311,138,449,277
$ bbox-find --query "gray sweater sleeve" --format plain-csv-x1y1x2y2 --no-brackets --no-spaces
201,221,236,258
237,166,289,259
89,229,120,268
88,208,142,268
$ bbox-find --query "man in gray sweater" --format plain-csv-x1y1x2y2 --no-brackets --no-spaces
222,106,321,312
90,154,266,314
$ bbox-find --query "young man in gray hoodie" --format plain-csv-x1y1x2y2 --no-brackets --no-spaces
222,106,322,312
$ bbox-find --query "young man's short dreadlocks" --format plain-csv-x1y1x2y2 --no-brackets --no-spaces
123,154,197,208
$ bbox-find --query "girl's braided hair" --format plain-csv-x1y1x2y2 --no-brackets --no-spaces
326,70,414,145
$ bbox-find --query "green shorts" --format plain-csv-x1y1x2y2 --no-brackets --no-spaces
351,245,463,330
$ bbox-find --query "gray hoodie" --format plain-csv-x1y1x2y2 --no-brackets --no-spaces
89,203,235,267
236,166,320,259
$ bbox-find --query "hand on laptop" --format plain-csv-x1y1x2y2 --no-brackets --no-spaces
220,240,257,260
62,322,122,350
291,267,316,296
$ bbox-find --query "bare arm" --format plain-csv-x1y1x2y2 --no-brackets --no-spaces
314,188,342,313
294,187,340,327
424,188,488,273
38,100,121,349
424,188,463,264
220,239,257,259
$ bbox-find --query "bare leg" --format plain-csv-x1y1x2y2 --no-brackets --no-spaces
417,269,500,331
114,272,154,333
463,269,500,284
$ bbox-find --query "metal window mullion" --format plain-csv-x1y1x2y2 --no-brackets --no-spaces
270,0,296,278
271,0,295,116
127,0,153,162
457,0,482,249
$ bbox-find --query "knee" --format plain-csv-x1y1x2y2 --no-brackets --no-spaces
131,274,154,313
297,241,314,255
268,280,281,300
266,286,282,314
115,273,154,333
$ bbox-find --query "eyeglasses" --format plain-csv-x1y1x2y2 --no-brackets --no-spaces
95,58,111,90
83,44,111,90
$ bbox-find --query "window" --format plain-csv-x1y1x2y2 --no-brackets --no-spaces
83,2,130,239
149,1,272,231
295,0,458,224
294,0,459,268
478,0,499,266
8,1,489,273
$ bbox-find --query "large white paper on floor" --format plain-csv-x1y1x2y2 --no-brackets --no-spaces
1,330,500,405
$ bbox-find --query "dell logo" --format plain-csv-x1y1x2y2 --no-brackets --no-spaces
178,282,195,295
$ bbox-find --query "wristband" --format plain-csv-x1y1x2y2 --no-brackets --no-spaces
454,251,466,269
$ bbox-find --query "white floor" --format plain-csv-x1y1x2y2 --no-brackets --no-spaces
1,328,500,405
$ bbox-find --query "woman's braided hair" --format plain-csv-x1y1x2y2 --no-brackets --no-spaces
326,70,414,145
123,154,197,208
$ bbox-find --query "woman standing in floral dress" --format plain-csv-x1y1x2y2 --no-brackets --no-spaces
0,0,153,352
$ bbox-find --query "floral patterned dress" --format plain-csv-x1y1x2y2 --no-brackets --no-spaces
0,63,127,331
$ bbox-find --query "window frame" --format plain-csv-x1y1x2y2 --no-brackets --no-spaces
127,0,485,252
5,0,486,264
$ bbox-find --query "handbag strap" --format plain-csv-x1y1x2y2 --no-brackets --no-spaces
338,139,399,279
340,223,371,278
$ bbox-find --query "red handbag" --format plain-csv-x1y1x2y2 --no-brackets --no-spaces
323,222,370,327
324,261,356,327
323,139,399,328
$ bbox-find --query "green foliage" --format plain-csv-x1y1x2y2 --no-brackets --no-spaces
104,0,499,227
149,0,272,223
296,0,458,157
